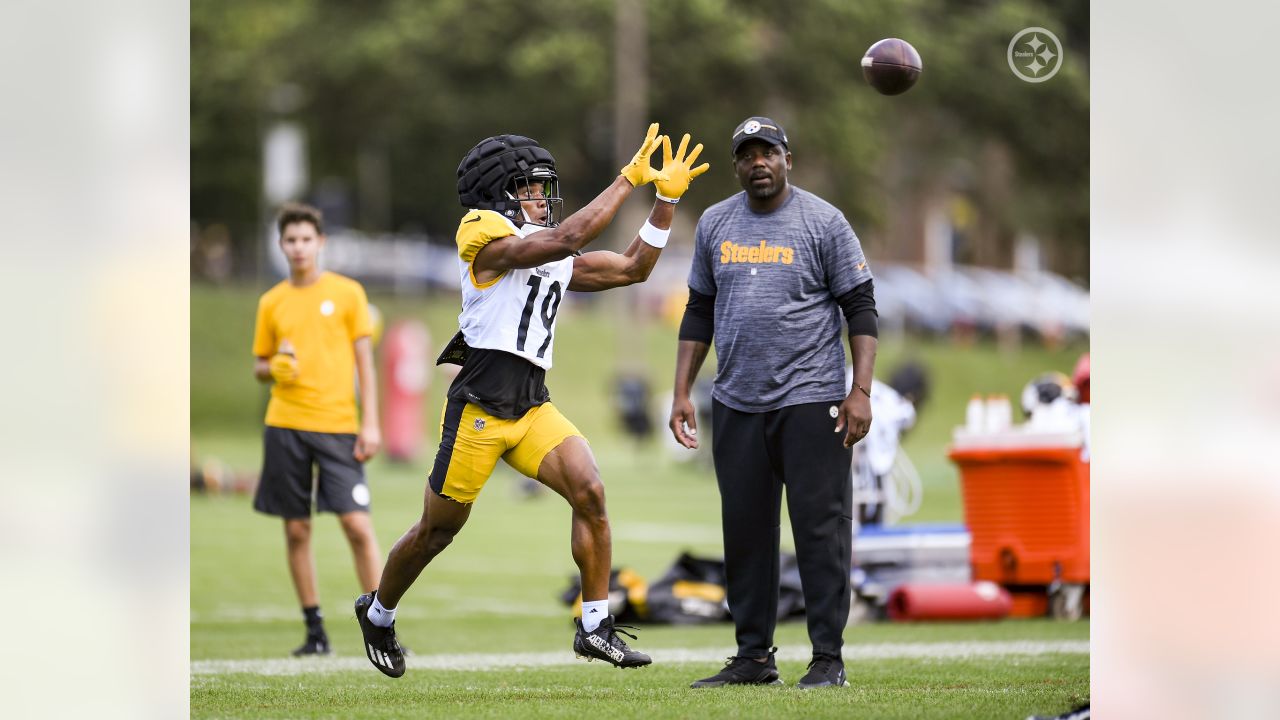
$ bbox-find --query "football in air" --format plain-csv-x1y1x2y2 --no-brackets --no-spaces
861,38,922,95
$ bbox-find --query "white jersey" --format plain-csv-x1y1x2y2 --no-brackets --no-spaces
845,370,917,476
864,379,917,476
454,209,573,370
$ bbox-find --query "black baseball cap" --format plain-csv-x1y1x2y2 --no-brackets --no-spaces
731,116,789,155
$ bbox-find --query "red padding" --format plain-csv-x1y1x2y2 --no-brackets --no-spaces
887,582,1012,621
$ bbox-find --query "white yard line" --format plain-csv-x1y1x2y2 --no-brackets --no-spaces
192,601,563,624
193,640,1089,676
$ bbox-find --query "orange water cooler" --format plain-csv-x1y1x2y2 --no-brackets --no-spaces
948,431,1089,618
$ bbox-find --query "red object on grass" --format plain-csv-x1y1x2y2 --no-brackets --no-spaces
886,582,1013,621
1073,353,1090,404
381,320,431,462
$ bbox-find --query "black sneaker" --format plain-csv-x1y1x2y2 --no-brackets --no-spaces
1027,704,1090,720
573,616,652,668
290,632,331,657
796,654,848,689
690,648,782,688
354,591,406,678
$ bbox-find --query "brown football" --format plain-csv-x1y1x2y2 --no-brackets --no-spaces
861,38,922,96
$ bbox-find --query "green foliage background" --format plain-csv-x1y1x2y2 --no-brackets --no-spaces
192,0,1088,272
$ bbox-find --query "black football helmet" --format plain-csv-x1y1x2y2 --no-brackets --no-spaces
1020,371,1078,418
457,134,562,227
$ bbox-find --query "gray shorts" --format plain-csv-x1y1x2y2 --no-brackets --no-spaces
254,426,371,519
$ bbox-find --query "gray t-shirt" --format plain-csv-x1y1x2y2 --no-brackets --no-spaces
688,187,873,413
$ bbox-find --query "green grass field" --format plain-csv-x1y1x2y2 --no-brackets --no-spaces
191,283,1089,718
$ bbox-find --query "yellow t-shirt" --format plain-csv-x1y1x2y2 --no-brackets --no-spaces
253,272,372,433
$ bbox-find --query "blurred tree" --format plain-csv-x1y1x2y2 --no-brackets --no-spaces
192,0,1088,278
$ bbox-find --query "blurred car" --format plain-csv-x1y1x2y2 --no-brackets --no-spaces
868,270,907,335
939,265,1090,343
875,263,954,336
932,266,992,333
958,265,1039,333
1022,270,1090,340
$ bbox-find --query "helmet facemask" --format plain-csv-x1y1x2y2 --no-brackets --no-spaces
505,167,562,228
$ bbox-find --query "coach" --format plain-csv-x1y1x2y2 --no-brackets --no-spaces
669,116,878,689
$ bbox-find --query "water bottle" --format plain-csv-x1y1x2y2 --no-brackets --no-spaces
986,394,1012,433
965,394,985,433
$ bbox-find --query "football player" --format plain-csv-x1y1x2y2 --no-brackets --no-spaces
356,124,708,676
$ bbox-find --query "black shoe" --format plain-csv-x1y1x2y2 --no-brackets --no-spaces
690,648,782,688
355,591,406,678
1027,704,1090,720
796,654,848,689
573,616,652,668
290,631,331,657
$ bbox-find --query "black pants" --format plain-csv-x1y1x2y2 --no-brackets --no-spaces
712,399,853,659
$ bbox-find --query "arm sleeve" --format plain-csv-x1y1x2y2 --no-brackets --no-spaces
252,295,275,357
836,279,879,338
347,281,373,340
678,287,715,343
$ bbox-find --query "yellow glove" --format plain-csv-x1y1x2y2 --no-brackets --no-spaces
619,122,669,187
654,133,710,203
269,353,299,385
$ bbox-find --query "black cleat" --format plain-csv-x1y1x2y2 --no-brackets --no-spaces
573,616,652,668
290,632,331,657
690,648,782,688
796,654,849,689
1027,704,1090,720
355,591,406,678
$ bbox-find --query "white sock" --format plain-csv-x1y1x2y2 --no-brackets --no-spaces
581,599,609,633
368,595,396,628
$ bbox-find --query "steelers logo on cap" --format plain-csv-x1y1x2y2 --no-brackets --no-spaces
743,120,762,135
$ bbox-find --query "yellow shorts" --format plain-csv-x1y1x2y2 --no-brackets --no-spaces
428,399,583,503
